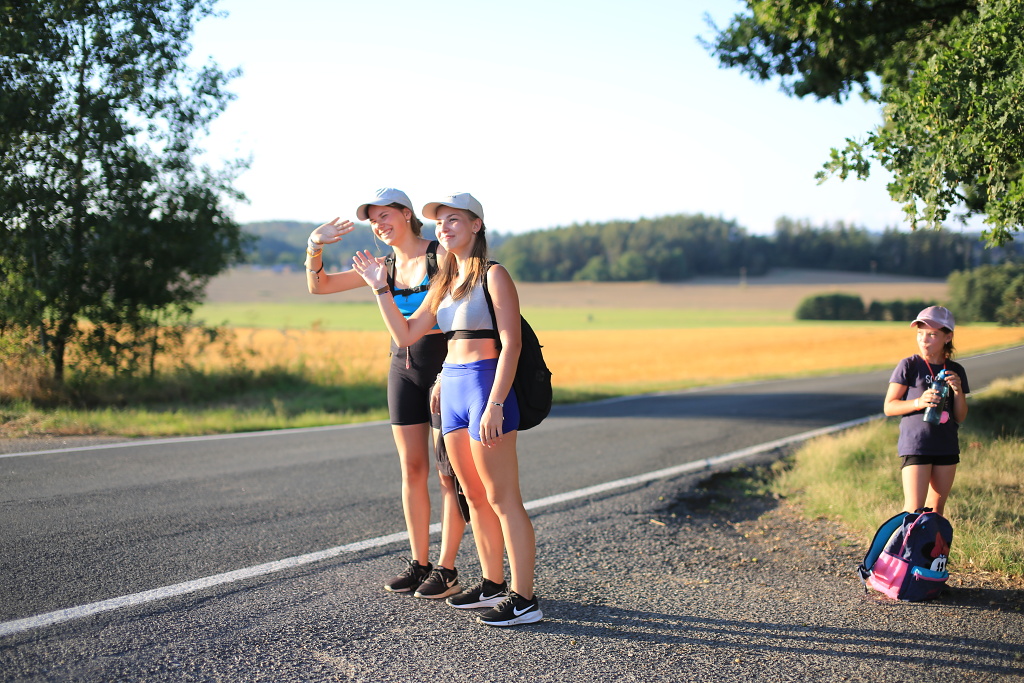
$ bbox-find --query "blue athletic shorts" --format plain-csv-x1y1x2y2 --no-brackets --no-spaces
440,358,519,441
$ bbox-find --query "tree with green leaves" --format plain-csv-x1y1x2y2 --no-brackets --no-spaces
706,0,1023,246
0,0,247,381
947,262,1024,323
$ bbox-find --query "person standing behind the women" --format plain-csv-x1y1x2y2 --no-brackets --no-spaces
883,306,969,516
306,188,466,598
352,192,542,627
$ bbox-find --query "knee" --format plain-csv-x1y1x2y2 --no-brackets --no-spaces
399,455,430,483
458,481,488,509
485,490,525,519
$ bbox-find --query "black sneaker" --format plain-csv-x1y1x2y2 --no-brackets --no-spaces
445,579,508,609
384,559,432,593
414,566,460,599
477,590,543,627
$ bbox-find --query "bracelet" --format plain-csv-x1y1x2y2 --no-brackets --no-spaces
490,401,504,408
373,285,390,296
307,236,323,249
306,246,323,258
307,262,323,275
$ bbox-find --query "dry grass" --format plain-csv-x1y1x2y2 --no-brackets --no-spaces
184,324,1024,393
542,325,1024,388
200,328,392,382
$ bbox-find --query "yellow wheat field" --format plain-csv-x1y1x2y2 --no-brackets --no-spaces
186,325,1024,391
541,326,1024,387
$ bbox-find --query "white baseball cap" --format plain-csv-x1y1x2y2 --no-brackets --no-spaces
911,305,955,331
422,192,485,221
355,188,413,221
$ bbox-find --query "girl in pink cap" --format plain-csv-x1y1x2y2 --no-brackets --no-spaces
883,306,969,515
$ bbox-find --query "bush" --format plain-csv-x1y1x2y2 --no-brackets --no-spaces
948,262,1024,324
795,293,866,320
864,299,940,322
996,274,1024,325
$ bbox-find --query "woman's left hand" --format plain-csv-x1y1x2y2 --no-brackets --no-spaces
351,250,387,288
480,403,504,448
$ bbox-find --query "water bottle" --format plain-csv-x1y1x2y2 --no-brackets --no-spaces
923,369,950,425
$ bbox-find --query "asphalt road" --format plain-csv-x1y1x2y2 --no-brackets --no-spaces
2,345,1023,681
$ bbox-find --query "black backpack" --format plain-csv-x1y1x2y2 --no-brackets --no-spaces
384,240,439,295
482,263,552,430
446,262,552,431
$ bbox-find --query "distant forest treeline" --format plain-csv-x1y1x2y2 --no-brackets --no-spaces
242,220,508,272
242,216,1020,281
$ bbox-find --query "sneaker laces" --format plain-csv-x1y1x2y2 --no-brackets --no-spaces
492,593,515,610
398,557,425,579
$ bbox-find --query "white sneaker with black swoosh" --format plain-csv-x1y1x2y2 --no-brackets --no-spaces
477,590,543,626
446,579,508,609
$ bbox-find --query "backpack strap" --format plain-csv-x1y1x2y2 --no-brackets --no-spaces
425,240,439,279
480,261,503,351
444,261,501,343
858,511,910,589
385,252,396,291
386,240,440,296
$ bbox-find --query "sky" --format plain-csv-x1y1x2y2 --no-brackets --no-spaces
187,0,908,236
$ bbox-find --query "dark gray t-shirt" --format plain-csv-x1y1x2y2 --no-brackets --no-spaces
889,355,970,456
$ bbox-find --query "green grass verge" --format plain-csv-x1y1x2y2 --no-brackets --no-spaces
771,374,1024,576
195,302,796,331
0,369,390,438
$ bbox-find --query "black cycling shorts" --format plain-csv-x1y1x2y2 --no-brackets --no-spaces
900,453,960,469
387,333,447,426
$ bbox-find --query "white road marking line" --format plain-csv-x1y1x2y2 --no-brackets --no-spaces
0,414,877,639
0,421,392,459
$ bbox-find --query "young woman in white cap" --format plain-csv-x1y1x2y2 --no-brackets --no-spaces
351,192,543,627
883,305,969,515
305,188,466,599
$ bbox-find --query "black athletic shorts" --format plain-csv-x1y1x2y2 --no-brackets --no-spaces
901,453,960,468
387,333,447,426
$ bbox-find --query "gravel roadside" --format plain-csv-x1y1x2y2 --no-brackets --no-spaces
5,453,1022,682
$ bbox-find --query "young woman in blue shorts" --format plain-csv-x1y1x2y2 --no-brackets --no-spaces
305,188,466,598
883,306,969,515
352,192,542,627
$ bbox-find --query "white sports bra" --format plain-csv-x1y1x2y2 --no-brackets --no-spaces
436,280,495,335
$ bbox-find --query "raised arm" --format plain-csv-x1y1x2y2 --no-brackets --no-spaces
306,218,368,294
351,250,438,346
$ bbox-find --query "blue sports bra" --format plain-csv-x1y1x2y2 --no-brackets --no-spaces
393,275,430,319
386,240,439,329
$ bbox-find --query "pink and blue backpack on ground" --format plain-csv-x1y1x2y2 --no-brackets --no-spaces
858,509,954,601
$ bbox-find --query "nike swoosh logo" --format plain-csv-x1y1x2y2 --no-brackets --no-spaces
480,592,503,601
513,604,533,616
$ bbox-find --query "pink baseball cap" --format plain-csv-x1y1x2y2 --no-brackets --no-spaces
911,306,955,331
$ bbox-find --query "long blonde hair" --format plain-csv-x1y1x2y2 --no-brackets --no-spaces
427,214,488,314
